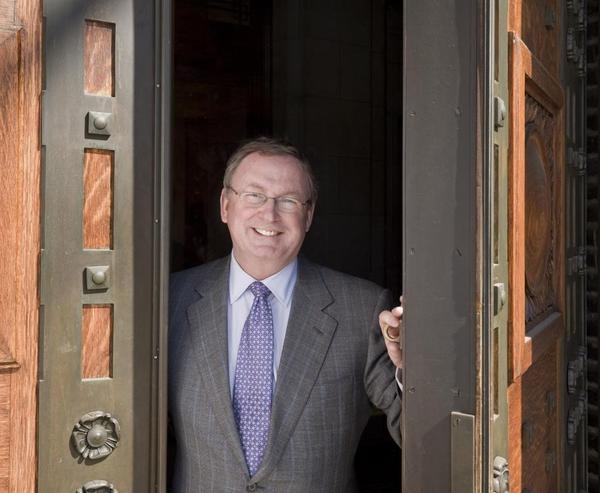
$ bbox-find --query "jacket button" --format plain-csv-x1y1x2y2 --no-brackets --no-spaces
246,484,257,492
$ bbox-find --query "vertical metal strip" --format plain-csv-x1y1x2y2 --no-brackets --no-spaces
39,0,159,490
151,0,171,490
403,0,484,489
487,0,511,490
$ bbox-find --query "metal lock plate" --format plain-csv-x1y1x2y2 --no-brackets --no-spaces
87,111,112,137
85,266,111,291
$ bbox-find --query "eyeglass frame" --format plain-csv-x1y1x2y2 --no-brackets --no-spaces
225,185,313,212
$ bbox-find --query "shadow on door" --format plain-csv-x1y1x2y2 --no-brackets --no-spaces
170,1,403,490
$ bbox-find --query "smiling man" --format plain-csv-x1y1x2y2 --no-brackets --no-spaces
169,137,402,493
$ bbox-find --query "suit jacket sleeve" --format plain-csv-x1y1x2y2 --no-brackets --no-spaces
363,288,402,447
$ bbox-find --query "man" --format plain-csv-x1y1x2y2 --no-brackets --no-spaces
169,137,403,493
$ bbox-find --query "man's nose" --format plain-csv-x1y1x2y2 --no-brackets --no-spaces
258,197,279,219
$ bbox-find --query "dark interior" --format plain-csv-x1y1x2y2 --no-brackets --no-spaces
171,1,403,490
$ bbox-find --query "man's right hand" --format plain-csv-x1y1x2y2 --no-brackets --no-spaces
378,297,403,369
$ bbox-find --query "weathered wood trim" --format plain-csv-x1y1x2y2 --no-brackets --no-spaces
9,0,41,491
508,32,526,381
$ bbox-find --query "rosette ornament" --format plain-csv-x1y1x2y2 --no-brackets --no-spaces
72,411,121,460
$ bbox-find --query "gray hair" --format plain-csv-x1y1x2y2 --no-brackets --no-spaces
223,136,318,204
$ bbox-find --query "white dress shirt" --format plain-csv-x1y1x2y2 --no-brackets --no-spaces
227,253,298,397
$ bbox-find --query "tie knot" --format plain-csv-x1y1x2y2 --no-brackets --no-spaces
249,281,271,298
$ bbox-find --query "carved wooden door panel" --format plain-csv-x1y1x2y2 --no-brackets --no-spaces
38,0,169,491
507,1,566,492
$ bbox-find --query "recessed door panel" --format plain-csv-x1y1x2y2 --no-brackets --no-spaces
508,27,565,492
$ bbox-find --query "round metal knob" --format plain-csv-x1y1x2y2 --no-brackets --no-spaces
91,271,106,285
72,411,120,460
93,116,108,130
87,424,109,448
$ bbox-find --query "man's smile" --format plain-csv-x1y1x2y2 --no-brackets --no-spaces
253,227,281,237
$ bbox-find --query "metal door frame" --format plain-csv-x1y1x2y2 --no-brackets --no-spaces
403,1,489,490
153,0,172,490
38,0,171,490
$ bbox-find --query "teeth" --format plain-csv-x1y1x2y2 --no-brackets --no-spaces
255,228,278,237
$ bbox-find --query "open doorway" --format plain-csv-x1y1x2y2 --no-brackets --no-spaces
170,1,403,490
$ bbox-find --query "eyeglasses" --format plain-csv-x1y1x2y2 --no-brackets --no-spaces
226,186,311,213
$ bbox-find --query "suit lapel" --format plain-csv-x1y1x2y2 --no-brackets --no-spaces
254,258,338,481
185,257,248,472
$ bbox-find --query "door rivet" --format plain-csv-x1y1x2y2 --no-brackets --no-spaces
94,116,108,130
86,111,112,137
87,424,109,448
92,271,106,285
85,266,110,292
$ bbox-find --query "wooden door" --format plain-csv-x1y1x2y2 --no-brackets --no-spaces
0,0,41,491
507,1,574,491
37,0,170,491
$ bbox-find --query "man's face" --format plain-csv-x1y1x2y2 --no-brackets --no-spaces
220,152,315,279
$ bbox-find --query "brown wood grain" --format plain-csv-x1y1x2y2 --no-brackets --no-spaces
82,305,113,379
521,345,559,493
507,378,523,493
83,149,114,249
0,28,21,373
508,27,565,493
0,1,15,25
509,0,522,35
522,312,561,369
508,32,526,381
84,20,114,96
8,0,42,491
508,33,564,377
522,0,559,77
0,375,10,483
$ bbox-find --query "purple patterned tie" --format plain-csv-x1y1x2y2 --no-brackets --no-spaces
233,281,274,476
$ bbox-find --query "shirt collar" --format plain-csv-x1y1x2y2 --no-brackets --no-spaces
229,253,298,307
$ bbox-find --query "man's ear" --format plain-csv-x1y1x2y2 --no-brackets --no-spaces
220,188,229,223
305,203,315,232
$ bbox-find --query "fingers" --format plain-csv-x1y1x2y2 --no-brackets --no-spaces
380,293,404,368
379,309,400,329
384,338,403,368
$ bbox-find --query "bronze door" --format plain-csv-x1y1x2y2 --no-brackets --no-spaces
38,0,170,490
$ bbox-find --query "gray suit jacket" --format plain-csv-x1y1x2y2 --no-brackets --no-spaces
169,256,401,493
